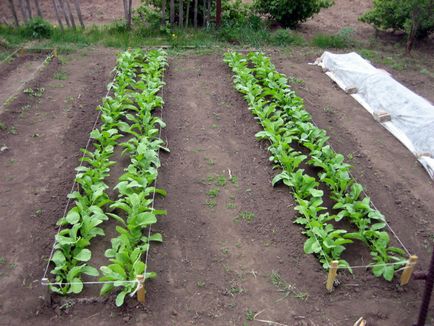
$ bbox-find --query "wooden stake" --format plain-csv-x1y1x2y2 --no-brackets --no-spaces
52,0,64,31
19,0,28,22
161,0,166,26
169,0,174,26
179,0,183,27
193,0,197,27
400,255,418,286
58,0,71,27
73,0,85,28
8,0,20,26
65,0,76,29
34,0,43,17
326,260,339,292
136,275,145,304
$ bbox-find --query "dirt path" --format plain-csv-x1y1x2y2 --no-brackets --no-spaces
0,53,47,108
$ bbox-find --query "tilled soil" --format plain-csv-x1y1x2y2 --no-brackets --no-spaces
0,51,433,326
0,46,117,325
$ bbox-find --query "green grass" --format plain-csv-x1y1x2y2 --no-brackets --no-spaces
312,28,355,49
236,211,255,223
0,19,310,52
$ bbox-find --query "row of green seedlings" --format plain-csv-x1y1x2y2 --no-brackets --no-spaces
224,51,407,281
49,49,168,306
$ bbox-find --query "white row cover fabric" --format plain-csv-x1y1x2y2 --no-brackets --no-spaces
315,51,434,179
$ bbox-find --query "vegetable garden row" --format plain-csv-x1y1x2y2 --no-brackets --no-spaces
43,49,414,307
46,48,168,306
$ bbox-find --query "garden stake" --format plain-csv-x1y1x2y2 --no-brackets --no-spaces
400,255,418,286
413,248,434,326
136,275,145,304
326,261,338,291
41,278,52,304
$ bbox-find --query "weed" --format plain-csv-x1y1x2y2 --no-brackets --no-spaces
270,270,308,301
221,247,230,255
204,157,215,166
226,202,236,209
246,308,255,321
8,126,17,135
206,199,217,208
0,121,6,130
196,280,206,288
230,176,238,185
288,76,304,85
24,87,45,97
54,70,68,80
212,112,221,120
216,176,227,187
237,211,255,223
211,123,219,129
207,188,220,198
0,257,5,265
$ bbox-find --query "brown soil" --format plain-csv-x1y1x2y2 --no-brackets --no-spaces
1,49,433,326
299,0,374,39
0,46,117,324
0,0,141,26
0,53,48,109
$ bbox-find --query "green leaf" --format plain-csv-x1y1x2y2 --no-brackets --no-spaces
115,290,127,307
65,208,80,224
74,249,92,262
68,278,83,294
304,237,321,254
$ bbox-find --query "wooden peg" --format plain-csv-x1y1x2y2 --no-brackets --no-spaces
41,278,52,304
326,260,339,292
136,275,145,304
353,317,367,326
400,255,418,286
53,48,58,58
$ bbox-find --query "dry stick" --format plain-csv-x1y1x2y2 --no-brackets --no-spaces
193,0,197,27
25,0,32,19
7,0,20,26
185,0,190,27
52,0,64,30
161,0,166,26
58,0,71,27
65,0,76,29
19,0,28,22
73,0,85,28
34,0,43,17
179,0,183,27
169,0,174,26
